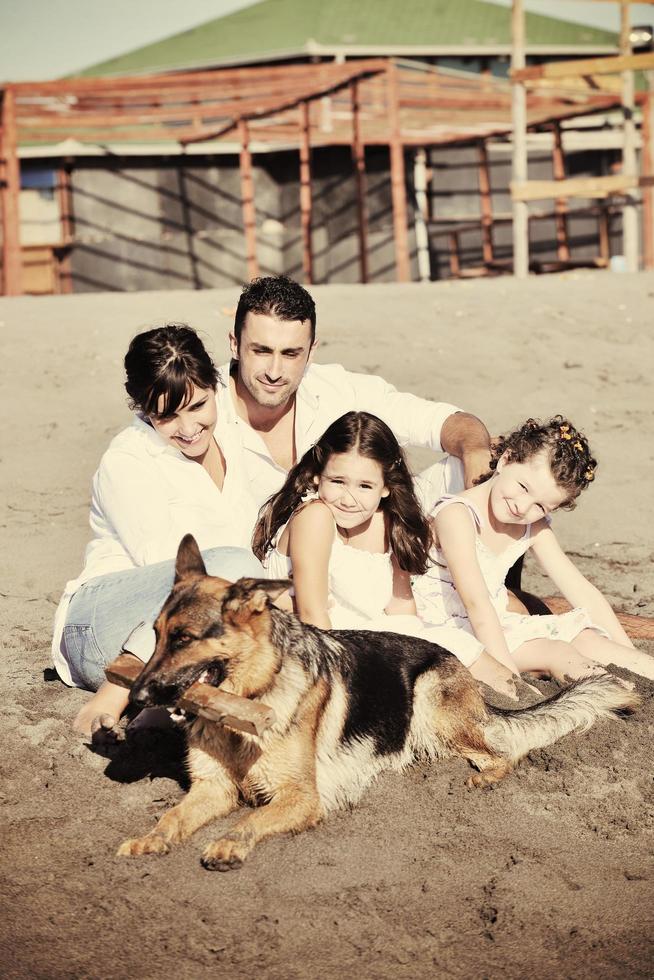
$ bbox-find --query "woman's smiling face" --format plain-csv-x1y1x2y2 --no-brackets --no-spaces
148,384,217,458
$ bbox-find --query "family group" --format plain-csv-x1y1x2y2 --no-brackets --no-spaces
52,276,652,736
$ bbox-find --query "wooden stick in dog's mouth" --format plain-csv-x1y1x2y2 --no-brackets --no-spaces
105,653,276,737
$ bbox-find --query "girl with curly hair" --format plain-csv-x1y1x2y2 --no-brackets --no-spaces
413,416,653,699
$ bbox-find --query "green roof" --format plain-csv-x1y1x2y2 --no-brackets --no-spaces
80,0,618,77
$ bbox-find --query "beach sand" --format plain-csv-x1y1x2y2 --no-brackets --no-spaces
2,272,653,978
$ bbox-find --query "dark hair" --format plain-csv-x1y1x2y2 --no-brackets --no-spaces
124,324,219,417
234,275,317,346
253,411,431,574
476,415,597,509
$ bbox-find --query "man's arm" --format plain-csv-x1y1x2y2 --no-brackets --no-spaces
440,412,491,489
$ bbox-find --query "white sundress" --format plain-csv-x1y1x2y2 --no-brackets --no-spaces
264,499,477,656
412,494,607,666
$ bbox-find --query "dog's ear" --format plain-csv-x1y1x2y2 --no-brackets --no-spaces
221,578,290,625
174,534,207,583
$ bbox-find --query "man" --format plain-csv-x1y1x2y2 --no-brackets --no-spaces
215,275,491,516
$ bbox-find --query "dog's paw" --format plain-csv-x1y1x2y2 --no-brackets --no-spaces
116,834,170,857
201,834,249,871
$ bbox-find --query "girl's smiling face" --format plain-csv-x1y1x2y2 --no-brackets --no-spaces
489,450,568,526
316,450,389,531
148,384,217,458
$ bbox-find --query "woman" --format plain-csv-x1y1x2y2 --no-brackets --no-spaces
53,323,262,736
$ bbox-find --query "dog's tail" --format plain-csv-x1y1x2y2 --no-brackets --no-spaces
484,674,639,764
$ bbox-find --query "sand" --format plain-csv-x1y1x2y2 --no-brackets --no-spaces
2,272,653,979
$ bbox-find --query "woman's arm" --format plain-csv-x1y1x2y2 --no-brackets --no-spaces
385,557,418,616
288,502,336,630
435,505,523,675
94,449,199,566
530,523,634,648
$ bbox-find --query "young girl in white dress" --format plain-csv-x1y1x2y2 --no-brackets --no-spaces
413,416,654,699
253,411,433,635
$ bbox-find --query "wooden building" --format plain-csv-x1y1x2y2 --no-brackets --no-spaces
1,0,649,294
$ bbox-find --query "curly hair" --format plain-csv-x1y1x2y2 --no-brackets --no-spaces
252,411,431,574
475,415,597,510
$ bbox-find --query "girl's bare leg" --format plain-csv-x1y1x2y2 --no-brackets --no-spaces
469,652,519,701
73,681,130,737
571,630,654,681
512,638,606,684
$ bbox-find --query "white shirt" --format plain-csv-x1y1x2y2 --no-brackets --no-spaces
52,414,258,685
215,360,462,512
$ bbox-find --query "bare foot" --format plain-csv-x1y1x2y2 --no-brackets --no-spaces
73,681,130,738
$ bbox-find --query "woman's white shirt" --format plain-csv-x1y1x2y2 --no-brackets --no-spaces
52,413,258,684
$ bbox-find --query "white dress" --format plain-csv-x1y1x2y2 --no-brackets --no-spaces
265,507,395,629
264,499,483,665
412,495,607,665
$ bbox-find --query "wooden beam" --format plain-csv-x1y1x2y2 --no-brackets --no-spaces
298,101,313,284
521,74,623,94
350,79,369,284
181,66,385,146
238,118,259,281
386,61,411,283
511,0,529,279
0,87,23,296
513,50,654,83
477,139,495,264
551,122,570,262
621,2,640,273
510,174,654,201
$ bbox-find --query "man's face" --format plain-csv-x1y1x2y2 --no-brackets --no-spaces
230,311,315,410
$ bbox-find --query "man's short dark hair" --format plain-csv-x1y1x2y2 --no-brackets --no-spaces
234,276,317,346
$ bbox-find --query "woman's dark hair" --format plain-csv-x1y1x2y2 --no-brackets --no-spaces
253,411,431,574
124,324,219,417
476,415,597,510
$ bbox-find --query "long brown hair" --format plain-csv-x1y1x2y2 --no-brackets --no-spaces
476,415,597,509
253,411,431,574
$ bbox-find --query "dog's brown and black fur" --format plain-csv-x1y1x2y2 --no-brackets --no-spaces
118,534,638,870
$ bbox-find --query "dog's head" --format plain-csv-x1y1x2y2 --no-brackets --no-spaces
129,534,289,709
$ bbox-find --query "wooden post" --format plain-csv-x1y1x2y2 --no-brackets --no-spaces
413,148,431,282
386,61,411,282
477,139,495,265
350,79,369,284
298,101,313,284
0,87,23,296
643,79,654,270
598,205,611,266
511,0,529,279
57,165,74,294
620,1,639,272
552,122,570,262
448,231,461,278
238,118,259,280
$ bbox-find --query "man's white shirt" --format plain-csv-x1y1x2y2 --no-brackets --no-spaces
215,360,465,513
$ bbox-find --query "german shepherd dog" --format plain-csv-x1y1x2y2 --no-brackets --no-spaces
118,535,638,871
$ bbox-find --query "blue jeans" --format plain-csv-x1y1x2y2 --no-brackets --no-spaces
62,547,263,692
